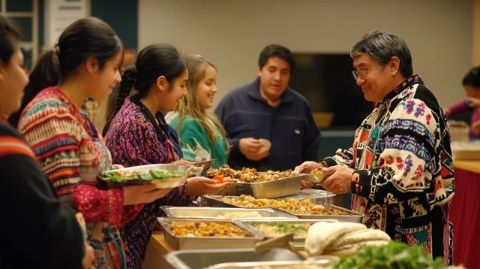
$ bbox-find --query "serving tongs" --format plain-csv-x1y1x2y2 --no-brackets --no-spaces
254,233,305,258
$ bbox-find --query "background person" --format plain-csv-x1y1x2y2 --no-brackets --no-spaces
215,44,320,171
295,31,454,264
444,66,480,137
166,55,229,168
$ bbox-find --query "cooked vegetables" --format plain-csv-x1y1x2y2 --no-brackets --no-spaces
333,241,444,269
207,165,296,183
221,195,350,216
166,220,251,238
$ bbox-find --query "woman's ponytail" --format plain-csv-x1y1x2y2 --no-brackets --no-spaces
9,49,61,127
103,65,136,135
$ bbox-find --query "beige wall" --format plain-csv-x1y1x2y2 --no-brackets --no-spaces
474,0,480,65
138,0,472,111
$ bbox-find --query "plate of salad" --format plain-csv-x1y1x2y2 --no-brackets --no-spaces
97,163,201,189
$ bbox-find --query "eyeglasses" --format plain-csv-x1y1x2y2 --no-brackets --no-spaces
352,65,383,80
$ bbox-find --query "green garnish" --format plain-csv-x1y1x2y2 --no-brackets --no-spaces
100,168,183,182
333,241,445,269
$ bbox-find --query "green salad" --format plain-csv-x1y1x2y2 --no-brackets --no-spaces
333,241,445,269
100,168,183,182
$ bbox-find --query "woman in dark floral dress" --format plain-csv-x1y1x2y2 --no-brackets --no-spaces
104,44,226,269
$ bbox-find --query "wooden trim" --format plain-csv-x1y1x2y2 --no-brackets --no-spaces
454,160,480,174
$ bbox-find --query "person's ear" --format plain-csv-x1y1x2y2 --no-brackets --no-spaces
257,66,263,77
389,56,401,76
156,75,169,91
85,56,99,74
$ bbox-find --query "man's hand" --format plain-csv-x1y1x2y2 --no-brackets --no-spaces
294,161,324,174
239,137,270,161
320,165,354,194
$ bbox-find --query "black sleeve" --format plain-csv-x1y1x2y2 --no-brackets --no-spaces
0,154,84,269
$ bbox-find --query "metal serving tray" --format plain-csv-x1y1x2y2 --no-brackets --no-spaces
198,195,363,223
161,206,296,220
165,248,303,269
277,189,336,205
276,204,363,223
218,174,308,198
208,258,336,269
158,217,264,250
197,195,236,208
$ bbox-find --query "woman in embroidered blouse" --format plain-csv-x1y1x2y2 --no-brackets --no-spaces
0,15,94,269
104,44,226,269
13,18,171,269
296,31,454,264
166,55,229,168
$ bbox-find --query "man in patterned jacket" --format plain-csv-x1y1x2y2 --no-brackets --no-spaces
296,31,454,264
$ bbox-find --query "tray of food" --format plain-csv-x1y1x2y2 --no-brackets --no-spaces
200,195,363,223
276,204,363,223
206,166,306,198
208,258,336,269
158,217,264,250
97,163,201,189
161,206,297,220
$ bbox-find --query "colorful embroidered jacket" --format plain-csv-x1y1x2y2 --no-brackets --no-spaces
105,97,190,269
18,87,142,269
323,75,455,262
167,112,229,168
0,119,84,269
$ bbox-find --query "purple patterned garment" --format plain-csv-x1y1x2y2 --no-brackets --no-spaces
105,98,191,269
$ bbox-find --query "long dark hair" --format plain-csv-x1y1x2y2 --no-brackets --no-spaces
103,43,186,134
9,17,123,127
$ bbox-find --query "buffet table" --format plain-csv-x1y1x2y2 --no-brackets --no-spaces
143,232,173,269
450,160,480,268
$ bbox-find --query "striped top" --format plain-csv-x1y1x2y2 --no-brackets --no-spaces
0,134,35,158
17,87,141,226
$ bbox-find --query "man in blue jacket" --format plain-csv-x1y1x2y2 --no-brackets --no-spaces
215,44,321,171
